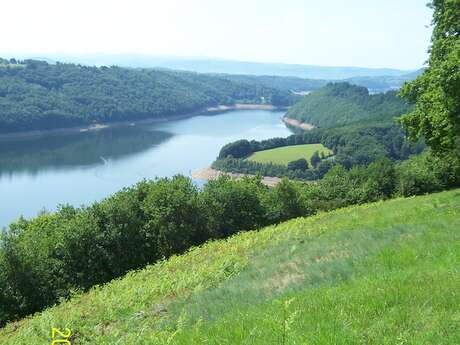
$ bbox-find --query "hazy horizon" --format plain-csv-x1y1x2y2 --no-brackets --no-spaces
0,53,423,71
0,0,432,70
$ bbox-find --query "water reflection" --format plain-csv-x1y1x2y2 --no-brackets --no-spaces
0,110,292,228
0,127,172,177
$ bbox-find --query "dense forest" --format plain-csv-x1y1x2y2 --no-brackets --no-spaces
0,59,294,133
0,58,419,135
286,82,412,127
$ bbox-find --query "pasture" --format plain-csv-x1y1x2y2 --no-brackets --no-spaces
246,143,332,165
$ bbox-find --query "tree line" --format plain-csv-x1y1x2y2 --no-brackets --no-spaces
212,153,333,180
0,59,294,133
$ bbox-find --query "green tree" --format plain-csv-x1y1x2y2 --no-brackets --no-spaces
141,176,209,258
395,152,446,196
199,175,267,237
399,0,460,153
218,140,253,159
261,178,313,223
310,150,321,168
362,159,397,200
287,158,308,171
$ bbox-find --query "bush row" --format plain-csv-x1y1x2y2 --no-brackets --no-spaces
1,150,459,326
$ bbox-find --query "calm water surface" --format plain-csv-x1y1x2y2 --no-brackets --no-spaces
0,110,292,228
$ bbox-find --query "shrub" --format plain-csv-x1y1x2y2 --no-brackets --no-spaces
310,151,321,168
141,176,210,257
199,175,268,237
395,150,460,197
395,153,446,196
362,159,397,200
261,178,314,223
218,140,253,159
287,158,308,171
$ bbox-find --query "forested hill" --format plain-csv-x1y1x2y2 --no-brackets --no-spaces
0,58,294,134
215,74,328,92
216,71,422,93
286,82,412,128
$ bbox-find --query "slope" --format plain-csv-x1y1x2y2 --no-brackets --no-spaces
0,189,459,344
286,82,412,128
219,70,422,94
0,59,293,134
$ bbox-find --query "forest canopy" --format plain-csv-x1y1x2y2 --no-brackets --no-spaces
286,82,412,128
0,59,295,133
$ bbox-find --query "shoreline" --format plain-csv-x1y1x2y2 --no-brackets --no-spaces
0,103,287,141
191,166,282,187
206,103,285,113
282,116,315,130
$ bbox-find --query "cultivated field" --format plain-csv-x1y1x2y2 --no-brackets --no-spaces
246,143,332,165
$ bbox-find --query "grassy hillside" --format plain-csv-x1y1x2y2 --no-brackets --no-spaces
286,82,412,128
246,143,332,166
1,189,459,344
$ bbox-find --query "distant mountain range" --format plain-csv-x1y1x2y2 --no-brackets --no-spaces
219,71,423,93
1,54,422,80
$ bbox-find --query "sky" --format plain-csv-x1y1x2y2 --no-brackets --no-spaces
0,0,433,69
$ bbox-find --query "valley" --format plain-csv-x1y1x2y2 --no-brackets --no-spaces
0,2,459,343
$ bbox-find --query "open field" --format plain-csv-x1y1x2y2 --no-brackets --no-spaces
246,143,332,165
1,189,459,344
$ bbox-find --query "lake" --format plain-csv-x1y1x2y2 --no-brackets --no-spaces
0,110,293,228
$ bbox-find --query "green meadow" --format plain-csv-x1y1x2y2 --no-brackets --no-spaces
246,143,332,166
1,189,459,344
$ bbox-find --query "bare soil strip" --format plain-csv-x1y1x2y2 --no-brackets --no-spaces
192,166,282,187
282,116,314,130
